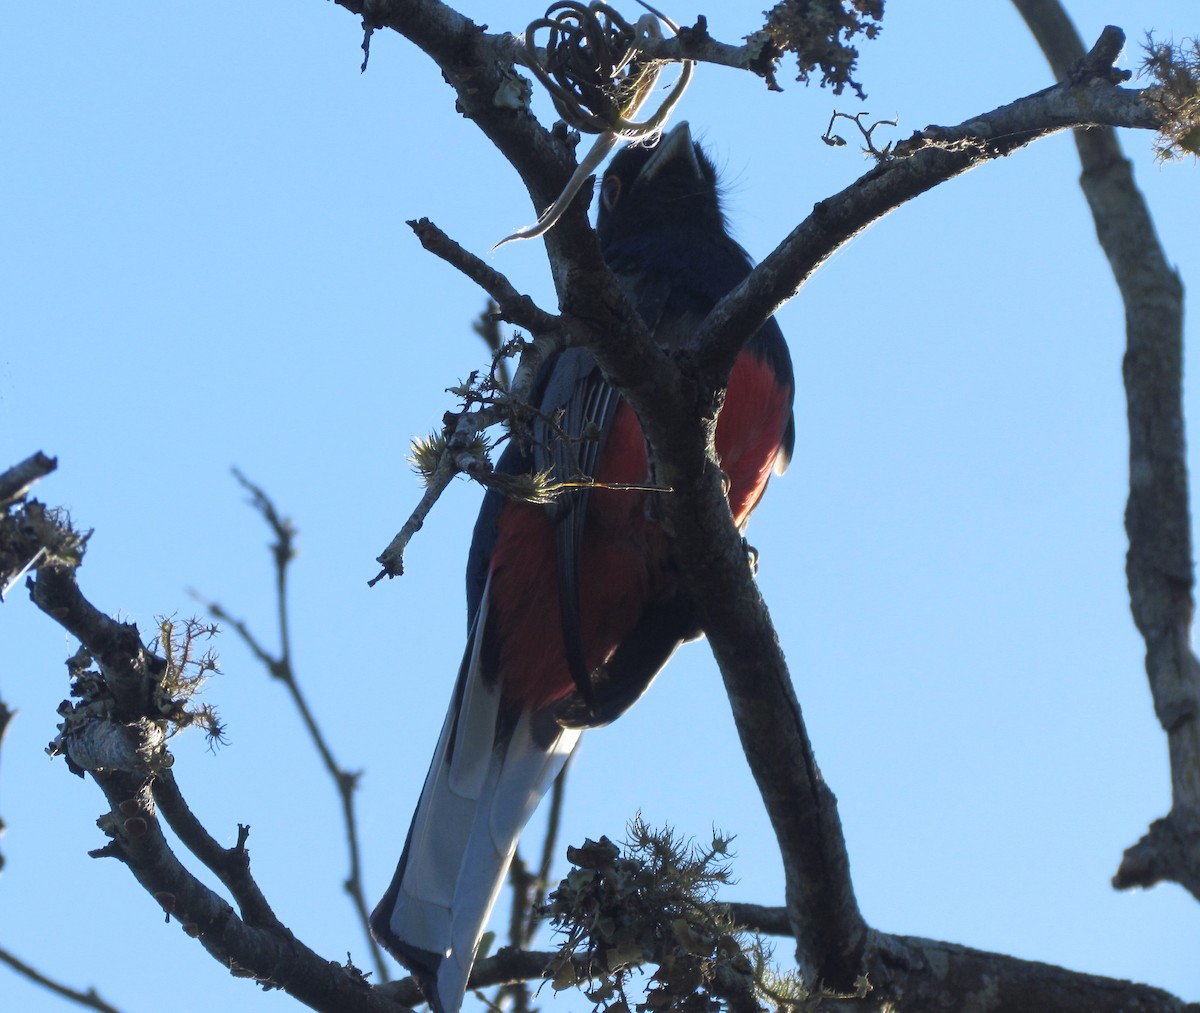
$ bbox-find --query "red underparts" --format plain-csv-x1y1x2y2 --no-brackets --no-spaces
485,350,791,711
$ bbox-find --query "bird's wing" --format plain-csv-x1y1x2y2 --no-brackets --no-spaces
531,347,624,707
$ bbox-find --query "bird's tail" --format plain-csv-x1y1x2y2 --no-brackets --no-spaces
371,592,580,1013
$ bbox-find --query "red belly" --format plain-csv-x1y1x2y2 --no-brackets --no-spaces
486,350,789,710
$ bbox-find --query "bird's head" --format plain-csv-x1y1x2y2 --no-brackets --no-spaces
595,122,725,250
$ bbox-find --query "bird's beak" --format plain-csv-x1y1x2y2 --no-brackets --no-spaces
638,121,701,185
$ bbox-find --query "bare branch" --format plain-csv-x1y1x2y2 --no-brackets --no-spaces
407,219,562,336
527,766,568,943
151,769,284,930
85,763,398,1012
380,948,601,1008
30,563,168,721
372,326,565,581
691,42,1163,394
633,17,786,90
327,4,1200,1001
718,905,1198,1012
197,477,391,980
1012,0,1200,904
658,458,866,985
864,931,1197,1013
334,0,597,295
371,451,464,583
0,945,124,1013
379,921,1200,1012
0,451,56,508
28,535,406,1011
0,694,12,874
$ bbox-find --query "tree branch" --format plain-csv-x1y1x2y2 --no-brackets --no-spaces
0,945,124,1013
406,219,562,336
863,930,1199,1013
196,474,391,981
30,563,168,722
151,769,284,931
26,522,405,1010
0,693,12,874
85,762,400,1012
377,930,1200,1013
1011,0,1200,904
371,326,563,581
0,451,56,508
333,3,1197,995
608,42,1185,980
720,903,1198,1011
380,948,599,1009
691,47,1161,393
333,0,598,296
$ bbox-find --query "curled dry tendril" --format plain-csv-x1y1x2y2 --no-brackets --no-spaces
497,1,693,247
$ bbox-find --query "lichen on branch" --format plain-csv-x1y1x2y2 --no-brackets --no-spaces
1143,34,1200,158
758,0,884,99
545,821,796,1013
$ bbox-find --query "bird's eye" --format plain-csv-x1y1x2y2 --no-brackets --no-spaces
601,175,621,212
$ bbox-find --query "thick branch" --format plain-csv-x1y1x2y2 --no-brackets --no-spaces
86,763,401,1013
0,451,57,508
693,58,1161,392
29,532,404,1010
722,906,1197,1012
330,3,1195,1000
1012,0,1200,903
864,931,1198,1013
333,0,599,296
30,564,166,721
651,451,866,987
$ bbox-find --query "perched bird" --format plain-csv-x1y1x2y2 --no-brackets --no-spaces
371,122,795,1013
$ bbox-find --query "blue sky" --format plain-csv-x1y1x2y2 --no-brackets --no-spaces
4,2,1200,1011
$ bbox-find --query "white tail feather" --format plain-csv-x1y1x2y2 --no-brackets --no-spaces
375,583,581,1013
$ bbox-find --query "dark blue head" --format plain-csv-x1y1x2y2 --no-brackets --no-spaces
595,122,728,253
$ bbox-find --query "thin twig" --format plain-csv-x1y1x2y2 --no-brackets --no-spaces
371,326,565,583
197,473,390,982
526,763,568,944
0,695,14,873
0,946,124,1013
407,219,562,336
495,758,571,1012
473,301,512,393
370,454,460,584
499,852,535,1013
0,696,12,868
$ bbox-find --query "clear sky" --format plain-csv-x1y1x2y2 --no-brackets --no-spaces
4,2,1200,1011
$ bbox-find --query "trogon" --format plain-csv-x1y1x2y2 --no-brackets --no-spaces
371,121,795,1013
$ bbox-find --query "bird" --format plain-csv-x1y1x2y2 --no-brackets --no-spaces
370,121,795,1013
